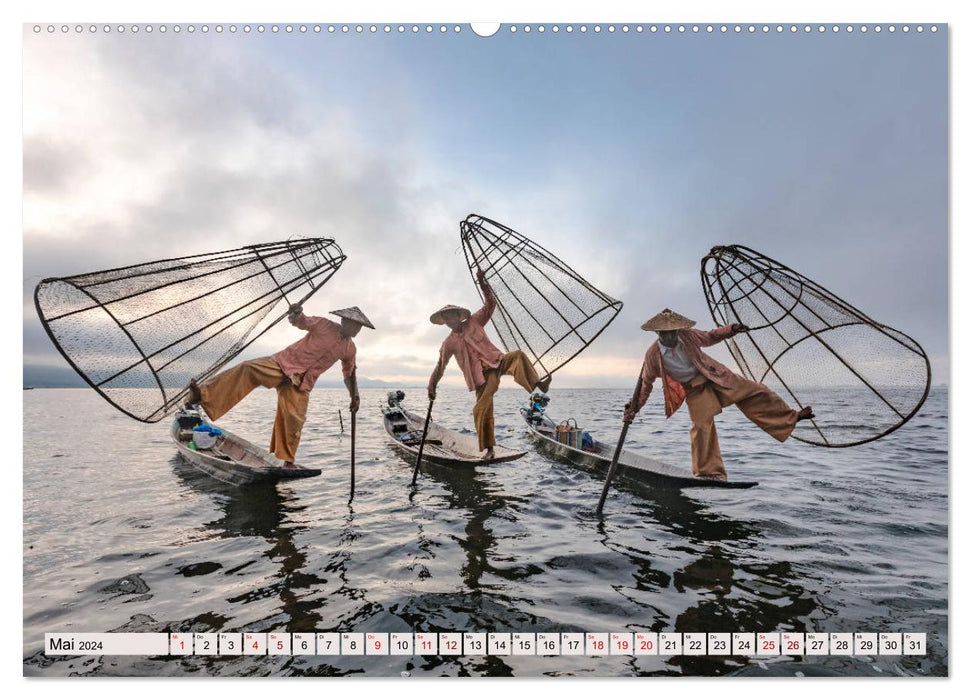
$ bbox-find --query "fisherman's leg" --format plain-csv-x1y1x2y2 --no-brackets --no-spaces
497,350,541,393
685,378,726,479
269,381,310,464
473,369,501,451
199,357,285,421
722,376,799,442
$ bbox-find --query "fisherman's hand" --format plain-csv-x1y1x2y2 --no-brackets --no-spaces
476,267,489,287
623,401,636,424
428,386,437,401
349,394,360,413
731,323,749,335
288,304,303,323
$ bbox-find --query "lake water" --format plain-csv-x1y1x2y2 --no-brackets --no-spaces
22,385,948,676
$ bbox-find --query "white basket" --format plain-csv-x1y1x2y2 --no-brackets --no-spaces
192,430,218,449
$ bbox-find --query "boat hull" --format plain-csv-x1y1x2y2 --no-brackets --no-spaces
382,401,526,467
171,410,321,486
521,409,757,490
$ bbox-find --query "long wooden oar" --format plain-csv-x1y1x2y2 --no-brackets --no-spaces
410,398,435,486
349,409,357,502
596,371,644,517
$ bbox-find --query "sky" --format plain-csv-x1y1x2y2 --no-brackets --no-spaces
22,23,948,389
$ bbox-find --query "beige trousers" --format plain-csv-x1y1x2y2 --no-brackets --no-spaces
199,357,309,462
473,350,540,450
683,374,798,479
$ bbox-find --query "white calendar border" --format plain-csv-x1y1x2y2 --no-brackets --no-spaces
10,0,963,696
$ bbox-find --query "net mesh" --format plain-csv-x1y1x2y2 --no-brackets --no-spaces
701,244,930,447
35,239,345,423
460,214,623,378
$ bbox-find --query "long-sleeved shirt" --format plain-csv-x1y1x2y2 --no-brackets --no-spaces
273,315,356,393
633,326,739,417
428,286,504,392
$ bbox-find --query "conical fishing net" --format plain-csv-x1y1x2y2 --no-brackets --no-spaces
460,214,623,379
34,239,345,423
701,245,930,447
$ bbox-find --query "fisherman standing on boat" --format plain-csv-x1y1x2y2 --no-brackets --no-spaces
428,268,552,459
186,306,374,467
623,309,814,480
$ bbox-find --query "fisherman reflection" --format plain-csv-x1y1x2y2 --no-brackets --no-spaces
170,466,325,631
186,306,374,467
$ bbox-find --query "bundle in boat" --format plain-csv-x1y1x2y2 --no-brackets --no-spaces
460,214,623,379
701,244,930,447
34,238,345,423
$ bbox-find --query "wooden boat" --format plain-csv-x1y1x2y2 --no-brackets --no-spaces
381,391,526,467
171,408,321,486
521,406,757,489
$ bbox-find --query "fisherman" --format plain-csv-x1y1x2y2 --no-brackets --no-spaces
428,268,551,459
623,309,814,480
186,305,374,467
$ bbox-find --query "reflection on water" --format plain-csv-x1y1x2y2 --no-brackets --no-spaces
23,386,948,676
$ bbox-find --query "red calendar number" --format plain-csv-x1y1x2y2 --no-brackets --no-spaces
640,640,654,651
762,640,775,651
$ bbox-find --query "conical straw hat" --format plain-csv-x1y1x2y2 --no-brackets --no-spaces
330,306,375,329
641,308,695,331
430,304,472,325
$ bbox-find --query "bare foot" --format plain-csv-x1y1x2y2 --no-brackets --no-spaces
535,375,552,394
797,406,815,422
186,379,201,405
281,461,295,469
483,447,495,460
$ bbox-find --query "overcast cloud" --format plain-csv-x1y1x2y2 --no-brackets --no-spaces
23,28,947,388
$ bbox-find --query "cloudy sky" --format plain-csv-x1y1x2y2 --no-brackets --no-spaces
23,24,947,388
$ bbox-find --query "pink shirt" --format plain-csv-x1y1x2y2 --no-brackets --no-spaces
429,288,504,392
634,326,739,417
273,315,356,393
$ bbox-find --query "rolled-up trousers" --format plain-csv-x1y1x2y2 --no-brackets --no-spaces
473,350,540,450
199,357,309,462
683,373,798,479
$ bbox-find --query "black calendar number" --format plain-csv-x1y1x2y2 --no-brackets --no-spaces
835,640,849,650
859,639,873,651
689,640,702,650
712,640,727,651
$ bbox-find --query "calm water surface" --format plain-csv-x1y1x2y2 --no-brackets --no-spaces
23,386,948,676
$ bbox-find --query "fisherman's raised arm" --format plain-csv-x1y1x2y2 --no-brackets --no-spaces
694,323,748,347
288,303,315,330
470,268,497,325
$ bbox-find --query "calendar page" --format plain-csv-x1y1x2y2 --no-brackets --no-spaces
21,8,949,681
